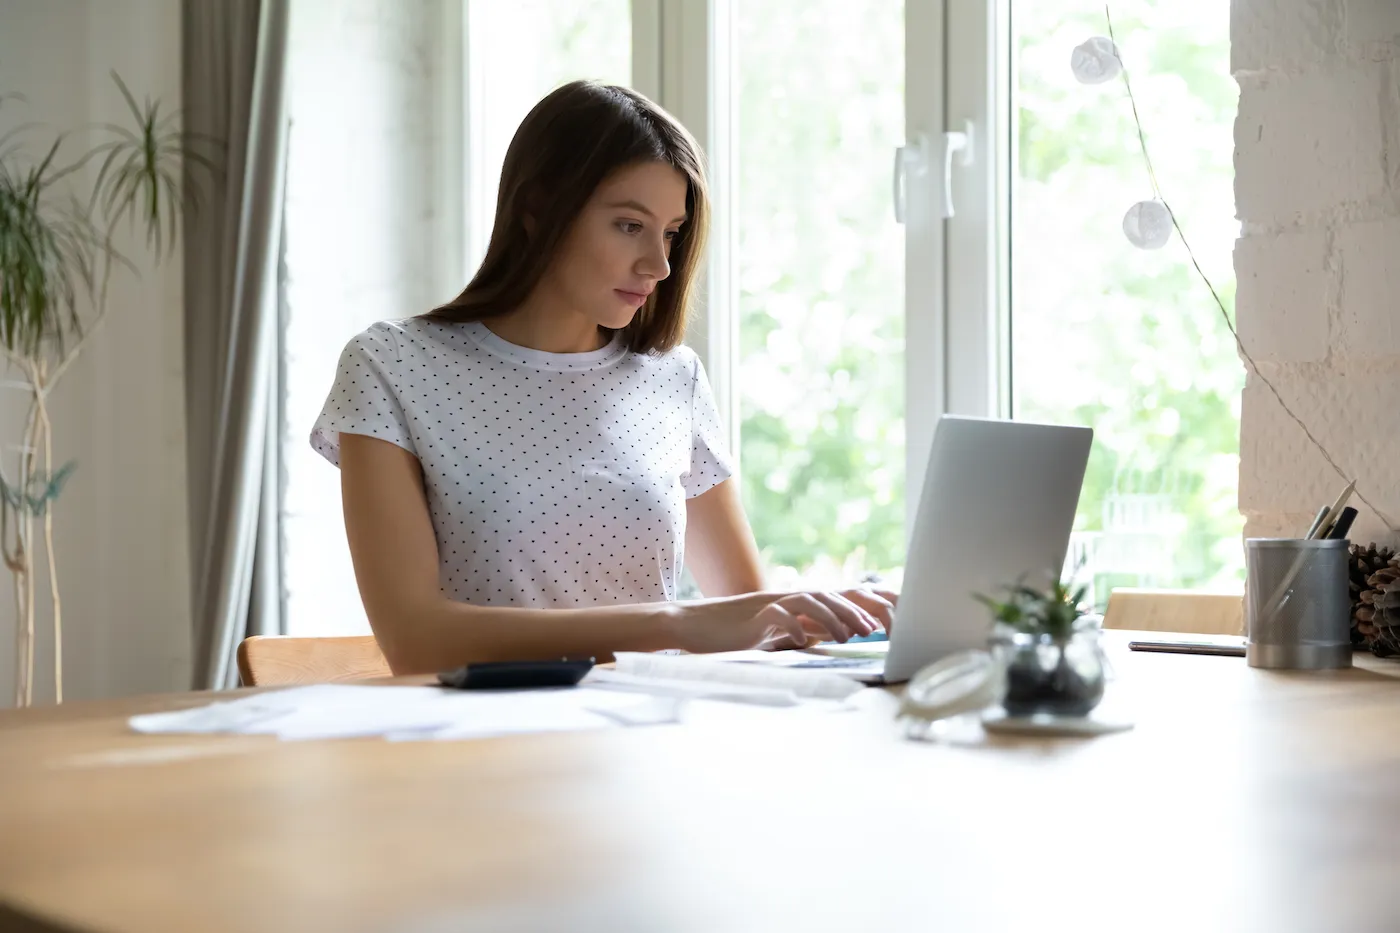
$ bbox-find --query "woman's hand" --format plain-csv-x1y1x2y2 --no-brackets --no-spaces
672,588,898,654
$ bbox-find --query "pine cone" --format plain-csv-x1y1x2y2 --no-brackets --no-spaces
1349,543,1398,654
1369,559,1400,658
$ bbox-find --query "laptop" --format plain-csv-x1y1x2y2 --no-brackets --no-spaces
774,415,1092,684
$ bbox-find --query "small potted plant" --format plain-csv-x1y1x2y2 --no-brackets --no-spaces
976,575,1107,718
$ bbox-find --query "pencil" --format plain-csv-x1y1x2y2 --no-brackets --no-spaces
1310,480,1356,540
1326,507,1358,541
1304,505,1331,539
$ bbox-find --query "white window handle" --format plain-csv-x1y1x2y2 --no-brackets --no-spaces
941,121,972,219
893,123,973,224
892,134,928,224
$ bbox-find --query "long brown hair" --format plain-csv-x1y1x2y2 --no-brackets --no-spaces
424,81,709,355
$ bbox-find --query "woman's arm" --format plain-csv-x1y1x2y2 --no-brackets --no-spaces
683,478,766,596
341,432,679,672
339,433,887,673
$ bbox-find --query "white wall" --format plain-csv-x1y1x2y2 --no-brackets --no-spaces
1234,0,1400,547
0,0,190,706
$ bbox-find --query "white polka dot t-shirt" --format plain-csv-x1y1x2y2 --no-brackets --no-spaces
310,317,735,607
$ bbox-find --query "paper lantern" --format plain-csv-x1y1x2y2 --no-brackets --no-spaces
1071,36,1122,85
1122,199,1172,249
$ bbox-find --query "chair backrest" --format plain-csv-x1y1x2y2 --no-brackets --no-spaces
1102,587,1244,636
236,635,392,687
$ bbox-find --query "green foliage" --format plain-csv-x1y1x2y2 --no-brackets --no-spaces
0,128,92,359
736,0,906,576
736,1,1243,594
0,460,75,517
0,71,214,363
975,575,1091,644
1012,2,1244,595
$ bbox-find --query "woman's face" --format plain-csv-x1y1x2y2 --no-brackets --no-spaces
541,160,689,332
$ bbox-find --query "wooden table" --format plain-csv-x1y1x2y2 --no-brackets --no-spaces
3,635,1400,933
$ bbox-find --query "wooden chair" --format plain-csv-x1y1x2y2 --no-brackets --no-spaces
236,635,392,687
1102,587,1244,636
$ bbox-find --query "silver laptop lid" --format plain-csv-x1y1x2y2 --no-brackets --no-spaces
882,416,1092,683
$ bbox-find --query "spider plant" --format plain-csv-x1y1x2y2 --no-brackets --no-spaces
975,568,1103,716
0,71,217,706
975,576,1092,645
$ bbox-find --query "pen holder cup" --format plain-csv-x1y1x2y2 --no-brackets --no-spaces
1245,538,1351,670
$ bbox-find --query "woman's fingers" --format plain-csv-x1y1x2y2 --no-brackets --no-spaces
793,611,843,645
772,627,812,650
816,591,878,638
756,588,901,651
777,594,855,642
843,588,897,632
754,601,809,649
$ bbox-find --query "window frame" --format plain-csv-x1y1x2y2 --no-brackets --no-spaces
945,0,1011,424
631,0,741,469
635,0,976,538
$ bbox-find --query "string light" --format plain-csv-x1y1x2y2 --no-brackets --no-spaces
1075,6,1397,534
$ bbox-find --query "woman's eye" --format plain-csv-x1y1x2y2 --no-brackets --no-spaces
618,221,643,234
664,230,679,241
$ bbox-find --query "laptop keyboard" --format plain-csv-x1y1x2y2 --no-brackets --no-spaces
785,657,882,669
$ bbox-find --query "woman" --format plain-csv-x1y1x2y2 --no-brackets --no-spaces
311,81,896,674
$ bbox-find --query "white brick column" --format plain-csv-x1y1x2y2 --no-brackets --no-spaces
1233,0,1400,546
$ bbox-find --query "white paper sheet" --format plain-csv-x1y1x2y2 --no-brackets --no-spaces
612,652,866,700
129,684,682,742
581,668,804,706
128,661,864,744
394,689,685,741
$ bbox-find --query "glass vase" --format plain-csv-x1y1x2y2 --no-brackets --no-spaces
991,617,1106,718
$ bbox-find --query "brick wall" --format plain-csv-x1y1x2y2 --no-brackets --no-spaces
1233,0,1400,546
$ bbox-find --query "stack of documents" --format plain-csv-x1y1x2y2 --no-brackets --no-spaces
128,659,864,743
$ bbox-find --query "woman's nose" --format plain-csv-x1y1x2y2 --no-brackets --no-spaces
637,236,671,280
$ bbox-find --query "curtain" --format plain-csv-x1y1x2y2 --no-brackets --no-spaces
182,0,290,689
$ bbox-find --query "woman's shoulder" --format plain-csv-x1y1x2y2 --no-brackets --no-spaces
350,315,436,345
635,340,701,378
339,315,468,357
337,317,405,353
331,318,486,388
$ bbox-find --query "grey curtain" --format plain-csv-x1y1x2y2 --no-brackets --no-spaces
182,0,290,690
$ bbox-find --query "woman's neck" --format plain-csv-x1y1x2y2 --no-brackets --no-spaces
483,297,609,354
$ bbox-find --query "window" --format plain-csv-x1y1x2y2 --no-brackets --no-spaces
733,1,907,589
711,0,1240,600
1005,2,1242,603
465,0,631,270
282,2,460,637
282,2,630,636
280,0,1239,636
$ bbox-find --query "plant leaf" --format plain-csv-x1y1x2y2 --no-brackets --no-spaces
0,69,215,369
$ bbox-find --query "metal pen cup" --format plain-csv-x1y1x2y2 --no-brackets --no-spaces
1245,538,1351,670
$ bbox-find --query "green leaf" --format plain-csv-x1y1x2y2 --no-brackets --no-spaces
0,460,77,516
0,68,215,364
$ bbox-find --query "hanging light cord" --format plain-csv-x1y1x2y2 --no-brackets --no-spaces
1105,5,1397,534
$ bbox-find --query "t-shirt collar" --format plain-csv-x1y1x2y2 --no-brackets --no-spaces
462,320,627,372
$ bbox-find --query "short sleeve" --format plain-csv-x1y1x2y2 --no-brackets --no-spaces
309,326,417,468
681,354,736,498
